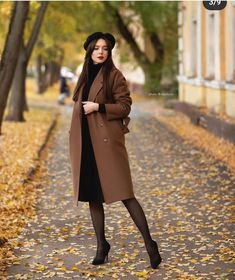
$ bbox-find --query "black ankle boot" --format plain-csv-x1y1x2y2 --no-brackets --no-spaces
146,240,162,269
92,241,110,265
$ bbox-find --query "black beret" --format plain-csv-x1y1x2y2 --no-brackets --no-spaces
83,32,116,50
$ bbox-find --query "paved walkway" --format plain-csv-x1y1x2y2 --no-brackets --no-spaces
5,101,235,279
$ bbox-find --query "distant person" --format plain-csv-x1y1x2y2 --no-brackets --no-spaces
68,32,162,269
58,73,70,105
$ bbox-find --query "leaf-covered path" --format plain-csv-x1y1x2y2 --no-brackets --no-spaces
6,102,235,279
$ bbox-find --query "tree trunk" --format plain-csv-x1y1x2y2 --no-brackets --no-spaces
5,1,48,122
103,2,165,93
143,61,163,94
52,61,61,84
5,43,27,122
35,54,44,94
0,2,29,134
45,61,54,86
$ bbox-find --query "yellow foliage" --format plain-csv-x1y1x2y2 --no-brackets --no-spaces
0,79,58,277
0,2,12,17
133,94,235,173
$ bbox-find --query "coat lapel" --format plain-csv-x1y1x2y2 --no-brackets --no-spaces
88,67,104,101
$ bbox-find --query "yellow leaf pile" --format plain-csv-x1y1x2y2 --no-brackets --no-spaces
133,94,235,173
0,80,59,278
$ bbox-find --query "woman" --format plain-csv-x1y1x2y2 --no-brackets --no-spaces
69,32,162,269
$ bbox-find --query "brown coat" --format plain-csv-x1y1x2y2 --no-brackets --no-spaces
69,66,135,207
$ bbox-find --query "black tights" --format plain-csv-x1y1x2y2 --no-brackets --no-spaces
89,197,153,249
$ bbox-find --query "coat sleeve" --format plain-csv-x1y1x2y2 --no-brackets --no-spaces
104,70,132,121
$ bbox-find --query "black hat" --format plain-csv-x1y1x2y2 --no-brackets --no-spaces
83,32,116,50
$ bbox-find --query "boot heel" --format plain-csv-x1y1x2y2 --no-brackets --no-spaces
146,240,162,269
92,241,110,265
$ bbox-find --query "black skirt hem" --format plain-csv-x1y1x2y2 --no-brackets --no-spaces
78,199,105,203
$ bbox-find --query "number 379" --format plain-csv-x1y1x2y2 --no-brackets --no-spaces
203,1,227,10
209,1,221,5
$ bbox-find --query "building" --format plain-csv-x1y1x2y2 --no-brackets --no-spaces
177,1,235,118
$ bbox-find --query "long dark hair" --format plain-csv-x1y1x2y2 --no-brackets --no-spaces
72,37,115,102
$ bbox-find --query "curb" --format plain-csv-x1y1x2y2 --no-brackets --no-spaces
165,100,235,145
23,112,60,182
0,112,59,250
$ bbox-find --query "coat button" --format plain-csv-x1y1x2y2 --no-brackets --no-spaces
103,138,108,142
100,123,103,127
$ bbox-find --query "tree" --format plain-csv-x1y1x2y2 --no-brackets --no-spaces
31,1,109,94
33,43,64,94
0,2,29,135
103,1,178,93
5,1,48,122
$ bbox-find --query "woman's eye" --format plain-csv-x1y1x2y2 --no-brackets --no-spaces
94,47,108,51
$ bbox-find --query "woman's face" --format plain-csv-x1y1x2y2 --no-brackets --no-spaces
91,38,108,64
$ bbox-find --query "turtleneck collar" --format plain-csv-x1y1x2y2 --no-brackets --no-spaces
87,59,104,82
89,59,105,68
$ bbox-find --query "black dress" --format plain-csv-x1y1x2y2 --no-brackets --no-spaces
78,60,105,203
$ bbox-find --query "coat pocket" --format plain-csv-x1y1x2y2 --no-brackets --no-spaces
121,117,130,134
108,119,125,138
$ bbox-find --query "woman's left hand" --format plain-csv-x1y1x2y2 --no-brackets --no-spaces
82,101,99,114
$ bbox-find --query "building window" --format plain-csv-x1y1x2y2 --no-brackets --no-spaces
206,13,215,80
227,4,235,83
233,6,235,81
191,19,198,77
